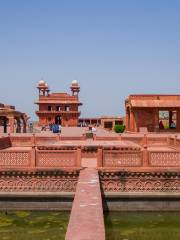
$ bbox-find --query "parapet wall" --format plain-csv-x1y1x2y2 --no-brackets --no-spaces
0,133,180,198
0,133,180,170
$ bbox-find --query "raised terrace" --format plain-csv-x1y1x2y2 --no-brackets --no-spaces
1,127,180,239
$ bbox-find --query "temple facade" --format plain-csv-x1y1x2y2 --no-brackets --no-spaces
35,80,82,126
0,103,28,133
125,94,180,132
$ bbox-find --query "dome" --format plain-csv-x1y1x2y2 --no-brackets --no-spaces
72,79,78,85
45,83,48,87
38,79,45,85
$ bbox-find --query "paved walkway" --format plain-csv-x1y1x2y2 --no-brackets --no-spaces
61,126,119,137
65,168,105,240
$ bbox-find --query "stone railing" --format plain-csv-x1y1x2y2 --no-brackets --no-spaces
103,150,143,167
0,133,180,170
149,151,180,167
36,147,79,168
0,145,180,170
0,149,32,168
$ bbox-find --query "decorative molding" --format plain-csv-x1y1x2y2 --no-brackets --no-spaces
99,171,180,192
0,171,79,192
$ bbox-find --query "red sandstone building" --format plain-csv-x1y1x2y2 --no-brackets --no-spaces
125,94,180,132
79,116,124,130
35,80,82,126
0,103,28,133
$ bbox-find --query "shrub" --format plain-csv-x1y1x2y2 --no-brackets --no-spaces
86,132,94,139
114,124,125,133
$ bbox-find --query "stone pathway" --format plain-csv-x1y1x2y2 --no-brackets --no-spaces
65,168,105,240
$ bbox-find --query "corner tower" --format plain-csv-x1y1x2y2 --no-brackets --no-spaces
37,79,50,96
70,80,80,98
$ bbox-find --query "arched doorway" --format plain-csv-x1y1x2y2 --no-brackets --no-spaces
55,115,62,125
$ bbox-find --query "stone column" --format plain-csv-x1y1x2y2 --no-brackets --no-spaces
22,118,27,133
113,120,116,129
125,109,129,131
176,109,180,131
31,146,36,168
97,148,103,167
169,110,173,127
153,109,159,132
16,118,21,133
3,117,8,133
130,110,135,132
142,145,149,167
8,117,15,133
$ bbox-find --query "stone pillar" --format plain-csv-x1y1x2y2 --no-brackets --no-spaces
31,146,36,168
16,118,21,133
152,109,158,132
130,110,135,132
125,109,129,131
97,148,103,167
142,145,149,167
3,118,8,133
8,117,15,133
169,110,173,127
113,120,116,130
176,109,180,131
23,121,27,133
143,134,148,146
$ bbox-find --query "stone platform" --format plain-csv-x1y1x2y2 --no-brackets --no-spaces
1,129,180,239
0,128,180,200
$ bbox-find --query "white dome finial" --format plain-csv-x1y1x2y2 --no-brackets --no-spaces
38,78,45,85
72,79,78,84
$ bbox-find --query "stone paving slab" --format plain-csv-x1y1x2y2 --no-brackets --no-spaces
65,168,105,240
50,140,140,149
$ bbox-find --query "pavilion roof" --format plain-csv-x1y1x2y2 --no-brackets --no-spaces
130,100,180,108
35,92,82,105
35,100,82,105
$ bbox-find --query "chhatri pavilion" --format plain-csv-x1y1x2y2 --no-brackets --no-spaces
0,103,28,133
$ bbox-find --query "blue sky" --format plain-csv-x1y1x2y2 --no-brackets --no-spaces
0,0,180,120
